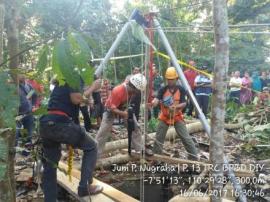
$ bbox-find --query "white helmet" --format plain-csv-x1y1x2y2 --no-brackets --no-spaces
129,73,147,91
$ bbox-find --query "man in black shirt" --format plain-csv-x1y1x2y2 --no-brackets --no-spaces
39,83,103,202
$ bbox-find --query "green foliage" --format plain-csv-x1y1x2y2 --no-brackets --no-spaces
225,101,239,122
243,124,270,143
15,0,270,85
228,0,270,23
67,32,94,85
0,72,19,128
52,39,80,89
36,45,49,73
225,101,256,122
32,106,48,116
148,118,159,133
241,123,270,160
51,32,95,90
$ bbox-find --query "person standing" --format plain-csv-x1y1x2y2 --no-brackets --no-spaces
95,74,150,157
150,67,198,160
16,74,37,146
251,71,262,92
194,66,212,116
229,71,242,105
184,60,198,116
240,71,252,105
260,71,270,89
39,82,103,202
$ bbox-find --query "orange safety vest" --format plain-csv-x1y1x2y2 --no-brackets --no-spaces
159,87,184,125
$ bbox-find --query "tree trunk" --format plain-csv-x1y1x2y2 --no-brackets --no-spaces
0,0,4,64
0,129,16,202
5,0,19,82
0,1,19,201
211,0,229,201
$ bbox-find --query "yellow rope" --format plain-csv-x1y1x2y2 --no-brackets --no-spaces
168,105,176,145
67,145,74,182
154,50,261,94
155,51,213,78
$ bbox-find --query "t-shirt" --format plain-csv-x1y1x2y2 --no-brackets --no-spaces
229,77,242,91
194,75,212,96
46,84,79,122
184,69,197,90
105,83,129,110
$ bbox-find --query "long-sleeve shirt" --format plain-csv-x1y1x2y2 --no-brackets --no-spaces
18,83,37,115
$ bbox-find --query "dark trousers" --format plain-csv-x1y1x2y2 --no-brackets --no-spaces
196,95,210,115
229,90,240,105
80,105,91,131
185,90,195,116
40,120,97,202
16,114,34,145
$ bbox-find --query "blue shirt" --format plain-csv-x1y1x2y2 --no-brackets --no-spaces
194,75,212,96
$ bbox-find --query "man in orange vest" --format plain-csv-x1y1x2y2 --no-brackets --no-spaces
150,67,198,160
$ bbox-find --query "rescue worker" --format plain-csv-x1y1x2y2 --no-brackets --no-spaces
95,73,151,157
39,81,103,202
150,67,198,160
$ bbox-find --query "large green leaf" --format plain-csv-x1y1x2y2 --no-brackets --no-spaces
81,33,98,50
67,32,95,85
52,42,65,86
80,66,94,86
0,72,19,128
32,105,48,116
68,32,90,69
52,39,80,90
36,45,49,73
